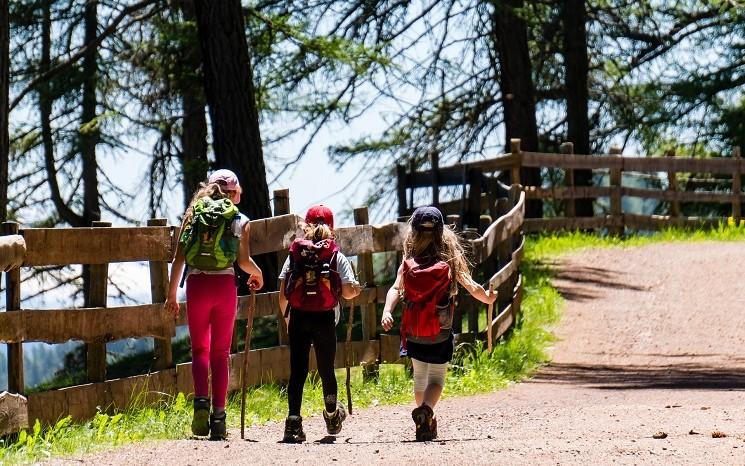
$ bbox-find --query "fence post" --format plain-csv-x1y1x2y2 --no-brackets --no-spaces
560,142,576,218
430,151,439,207
466,168,482,228
733,147,742,226
354,207,379,380
1,222,24,394
85,221,111,383
273,188,291,346
665,149,681,218
609,146,623,235
510,138,521,186
396,164,407,217
148,218,173,370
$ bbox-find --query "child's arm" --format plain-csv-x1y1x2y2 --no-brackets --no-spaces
381,264,404,331
456,272,497,305
164,224,186,318
338,253,362,299
278,278,289,326
236,221,264,290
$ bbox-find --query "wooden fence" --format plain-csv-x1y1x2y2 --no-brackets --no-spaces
0,187,524,433
398,139,744,234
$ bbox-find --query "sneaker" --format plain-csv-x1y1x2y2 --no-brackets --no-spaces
209,411,227,440
191,397,210,437
323,402,347,435
282,415,306,443
411,404,435,441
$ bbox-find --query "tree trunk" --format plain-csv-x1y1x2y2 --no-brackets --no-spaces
178,0,208,208
80,0,101,225
563,0,593,217
41,1,84,227
0,0,9,222
193,0,276,289
492,0,542,218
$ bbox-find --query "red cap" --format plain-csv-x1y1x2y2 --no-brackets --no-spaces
305,204,334,229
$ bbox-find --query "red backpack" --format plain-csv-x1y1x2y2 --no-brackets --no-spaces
400,257,453,344
284,238,342,311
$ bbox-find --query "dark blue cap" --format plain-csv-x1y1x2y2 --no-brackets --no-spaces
411,206,444,233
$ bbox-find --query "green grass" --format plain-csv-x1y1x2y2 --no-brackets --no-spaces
5,223,743,464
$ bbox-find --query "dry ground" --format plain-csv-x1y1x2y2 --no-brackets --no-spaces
52,242,745,465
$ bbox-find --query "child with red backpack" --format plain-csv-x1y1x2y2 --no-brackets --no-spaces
164,169,264,440
381,206,496,441
278,204,361,442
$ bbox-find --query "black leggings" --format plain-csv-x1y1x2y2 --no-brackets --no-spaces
288,309,338,416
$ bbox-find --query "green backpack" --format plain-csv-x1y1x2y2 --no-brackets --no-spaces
179,197,240,271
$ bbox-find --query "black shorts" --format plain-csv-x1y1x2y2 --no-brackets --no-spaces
402,332,454,364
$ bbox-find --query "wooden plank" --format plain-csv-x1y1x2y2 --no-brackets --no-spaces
148,218,173,370
622,156,745,175
623,213,722,230
0,304,175,343
371,222,407,253
2,222,24,394
492,304,514,342
379,334,403,364
525,185,612,200
622,187,736,204
0,392,28,435
248,214,302,256
21,226,175,266
0,234,24,271
522,151,624,170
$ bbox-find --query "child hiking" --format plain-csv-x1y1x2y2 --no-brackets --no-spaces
164,169,264,440
381,206,496,441
278,204,361,443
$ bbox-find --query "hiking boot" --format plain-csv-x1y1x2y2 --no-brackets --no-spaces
282,415,306,443
411,404,435,441
209,411,227,440
191,397,210,437
323,402,347,435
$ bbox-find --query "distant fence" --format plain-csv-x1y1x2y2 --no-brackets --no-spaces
0,187,524,432
398,139,744,235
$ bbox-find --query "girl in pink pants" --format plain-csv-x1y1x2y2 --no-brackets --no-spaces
165,169,263,440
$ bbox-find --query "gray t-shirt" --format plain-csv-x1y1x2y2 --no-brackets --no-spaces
278,251,358,285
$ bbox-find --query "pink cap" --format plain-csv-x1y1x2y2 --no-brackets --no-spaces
208,169,240,191
305,204,334,229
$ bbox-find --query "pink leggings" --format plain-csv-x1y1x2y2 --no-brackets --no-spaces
186,274,237,409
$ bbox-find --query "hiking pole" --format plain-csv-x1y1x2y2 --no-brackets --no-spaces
345,297,354,415
240,289,257,440
487,283,495,353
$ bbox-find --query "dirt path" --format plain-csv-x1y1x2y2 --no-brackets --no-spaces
51,242,745,465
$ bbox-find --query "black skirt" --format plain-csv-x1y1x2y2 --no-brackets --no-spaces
401,332,454,364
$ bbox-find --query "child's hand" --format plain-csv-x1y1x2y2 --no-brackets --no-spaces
248,272,264,291
164,294,179,319
381,310,394,332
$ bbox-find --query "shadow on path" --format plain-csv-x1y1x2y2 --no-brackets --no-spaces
530,362,745,390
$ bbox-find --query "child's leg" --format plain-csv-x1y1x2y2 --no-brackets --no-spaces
186,275,214,400
288,311,313,416
311,315,338,413
411,358,429,406
422,363,447,408
207,275,238,410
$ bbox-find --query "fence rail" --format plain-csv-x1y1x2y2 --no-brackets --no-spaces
0,187,525,432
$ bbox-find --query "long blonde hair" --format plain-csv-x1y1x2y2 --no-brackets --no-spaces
182,182,229,226
402,221,473,296
302,222,333,242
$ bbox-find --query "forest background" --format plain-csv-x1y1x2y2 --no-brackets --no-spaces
0,0,742,390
